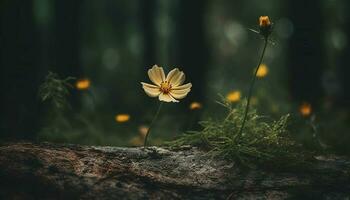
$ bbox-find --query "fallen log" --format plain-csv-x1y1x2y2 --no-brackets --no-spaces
0,142,349,199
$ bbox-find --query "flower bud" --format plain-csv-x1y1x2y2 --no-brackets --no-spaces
259,16,271,27
258,16,272,39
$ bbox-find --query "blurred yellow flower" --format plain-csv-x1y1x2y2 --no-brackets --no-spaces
259,16,271,27
115,114,130,123
299,103,312,117
141,65,192,103
129,136,143,146
138,125,149,138
255,64,269,78
226,91,241,103
76,78,90,90
251,96,258,106
271,104,280,113
189,102,202,110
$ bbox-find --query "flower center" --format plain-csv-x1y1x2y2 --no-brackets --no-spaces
160,81,172,94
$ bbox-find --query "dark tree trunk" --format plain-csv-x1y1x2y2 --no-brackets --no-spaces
49,0,83,108
50,0,82,77
175,0,209,103
0,0,42,140
287,1,325,106
0,142,349,199
139,0,156,69
173,0,209,131
338,2,350,108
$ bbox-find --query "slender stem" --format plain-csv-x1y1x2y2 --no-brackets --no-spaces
237,38,268,138
144,102,163,147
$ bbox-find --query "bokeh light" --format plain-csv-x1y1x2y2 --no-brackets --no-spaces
189,102,202,110
76,78,90,90
138,125,149,138
255,64,269,78
226,91,241,103
251,96,259,106
129,136,143,146
299,103,312,117
115,114,131,123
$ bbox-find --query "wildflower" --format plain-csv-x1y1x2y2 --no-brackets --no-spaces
141,65,192,103
138,125,149,138
259,16,272,39
76,78,90,90
271,104,280,113
129,136,143,146
226,90,241,103
189,102,202,110
255,64,269,78
115,114,130,123
237,16,272,137
250,96,258,106
299,103,312,117
141,65,192,147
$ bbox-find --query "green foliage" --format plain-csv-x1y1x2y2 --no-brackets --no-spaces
38,72,75,109
37,72,132,146
169,98,311,167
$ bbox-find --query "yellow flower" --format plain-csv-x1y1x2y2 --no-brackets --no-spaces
189,102,202,110
258,16,272,38
76,78,90,90
251,96,258,106
129,136,143,146
115,114,130,123
299,103,312,117
256,64,269,78
259,16,271,27
138,125,149,138
226,91,241,103
271,104,280,113
141,65,192,103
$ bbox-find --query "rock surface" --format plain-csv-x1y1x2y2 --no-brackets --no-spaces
0,142,349,199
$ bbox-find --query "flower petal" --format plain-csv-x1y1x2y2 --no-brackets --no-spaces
159,93,178,102
170,83,192,99
172,83,192,90
141,82,161,97
148,65,165,86
166,68,185,87
170,89,190,99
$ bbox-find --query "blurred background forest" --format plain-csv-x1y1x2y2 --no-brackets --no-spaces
0,0,349,153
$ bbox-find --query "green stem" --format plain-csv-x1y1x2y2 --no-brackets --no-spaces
144,102,163,147
237,38,268,138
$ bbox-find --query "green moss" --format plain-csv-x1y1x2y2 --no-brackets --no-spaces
169,98,312,167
